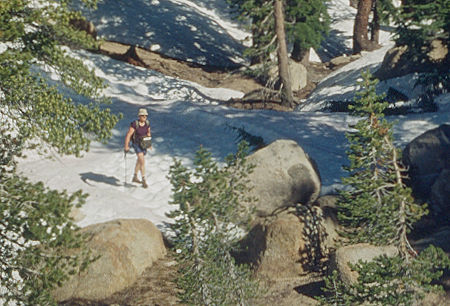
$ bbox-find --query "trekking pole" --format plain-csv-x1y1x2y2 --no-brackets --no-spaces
124,150,127,186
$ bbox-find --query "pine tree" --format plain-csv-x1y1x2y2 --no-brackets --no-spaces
1,0,120,303
320,246,450,305
167,142,259,305
394,0,449,62
0,175,96,305
228,0,329,67
0,0,120,157
371,0,397,43
318,71,450,305
285,0,330,63
392,0,449,109
337,71,426,256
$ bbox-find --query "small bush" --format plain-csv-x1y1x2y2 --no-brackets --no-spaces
167,142,259,305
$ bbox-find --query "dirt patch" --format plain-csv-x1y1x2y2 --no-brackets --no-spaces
61,250,325,305
96,41,331,111
61,253,182,306
104,254,181,306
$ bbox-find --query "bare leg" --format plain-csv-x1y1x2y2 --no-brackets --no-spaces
137,152,145,178
134,155,140,177
133,153,145,184
136,152,148,188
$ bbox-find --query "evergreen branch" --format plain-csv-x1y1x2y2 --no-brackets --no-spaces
384,135,416,258
259,11,274,27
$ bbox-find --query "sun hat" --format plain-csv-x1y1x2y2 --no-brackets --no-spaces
138,108,148,116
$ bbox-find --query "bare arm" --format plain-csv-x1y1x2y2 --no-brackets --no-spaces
124,126,135,152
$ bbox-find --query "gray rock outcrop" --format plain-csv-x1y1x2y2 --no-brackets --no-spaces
430,169,450,220
242,210,306,279
402,124,450,223
53,219,167,302
241,203,336,280
329,54,361,68
332,243,398,286
246,139,321,216
314,195,340,250
269,60,308,91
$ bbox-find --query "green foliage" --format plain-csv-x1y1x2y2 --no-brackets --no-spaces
393,0,449,106
227,124,266,151
416,69,449,112
228,0,329,65
319,246,450,305
318,71,449,305
394,0,449,61
0,0,121,157
1,1,119,304
0,173,95,304
167,142,259,305
285,0,330,52
375,0,397,25
336,71,427,250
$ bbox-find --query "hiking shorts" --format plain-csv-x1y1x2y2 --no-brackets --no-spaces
132,142,147,155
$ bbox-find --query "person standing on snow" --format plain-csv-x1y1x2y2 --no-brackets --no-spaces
124,108,152,188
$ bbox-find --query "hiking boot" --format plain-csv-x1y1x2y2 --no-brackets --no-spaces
142,178,148,188
132,174,142,184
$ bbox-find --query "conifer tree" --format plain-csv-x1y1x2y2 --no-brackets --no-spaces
394,0,449,63
318,71,450,305
167,142,259,305
392,0,449,109
285,0,330,63
228,0,329,65
336,71,426,256
1,0,119,303
0,0,120,157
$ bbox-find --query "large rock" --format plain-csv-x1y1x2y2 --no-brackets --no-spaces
430,169,450,222
314,195,340,250
332,244,398,286
402,124,450,218
269,60,308,91
246,139,321,216
53,219,167,302
243,210,306,279
329,54,361,68
289,61,308,91
241,204,333,280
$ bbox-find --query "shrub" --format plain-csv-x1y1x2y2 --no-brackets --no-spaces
167,142,259,305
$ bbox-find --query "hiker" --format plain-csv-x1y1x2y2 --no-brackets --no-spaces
124,108,152,188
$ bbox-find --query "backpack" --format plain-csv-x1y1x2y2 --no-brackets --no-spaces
132,120,152,149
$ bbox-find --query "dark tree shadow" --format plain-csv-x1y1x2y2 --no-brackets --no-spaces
294,280,325,298
317,29,353,62
73,0,246,68
295,204,329,273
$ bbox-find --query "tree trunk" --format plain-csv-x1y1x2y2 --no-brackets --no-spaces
291,42,310,65
274,0,294,108
370,0,380,43
353,0,380,53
